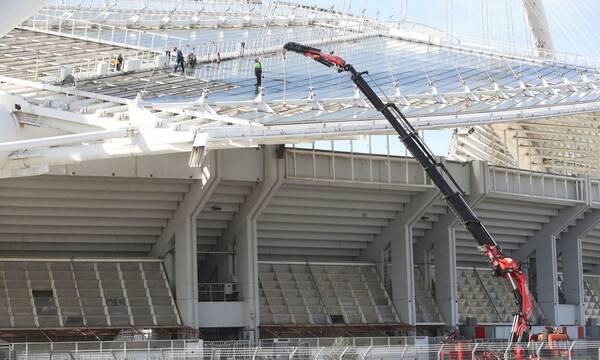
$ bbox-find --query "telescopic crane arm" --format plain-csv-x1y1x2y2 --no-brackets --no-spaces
284,42,533,342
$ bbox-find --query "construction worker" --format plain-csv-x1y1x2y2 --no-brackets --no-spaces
116,53,123,71
254,58,262,87
173,47,185,73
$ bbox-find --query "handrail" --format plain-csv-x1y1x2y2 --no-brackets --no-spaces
305,260,331,323
472,267,508,323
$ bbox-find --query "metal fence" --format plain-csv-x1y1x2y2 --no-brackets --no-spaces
5,340,600,360
198,283,241,302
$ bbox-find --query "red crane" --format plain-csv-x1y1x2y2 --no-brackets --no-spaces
284,42,533,342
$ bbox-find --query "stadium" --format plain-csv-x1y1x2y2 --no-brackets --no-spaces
1,0,600,358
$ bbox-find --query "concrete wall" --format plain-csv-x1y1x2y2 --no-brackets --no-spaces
198,302,247,328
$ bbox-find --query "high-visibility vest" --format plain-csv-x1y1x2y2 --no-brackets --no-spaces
255,62,262,71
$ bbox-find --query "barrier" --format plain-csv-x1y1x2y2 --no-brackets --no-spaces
7,339,600,360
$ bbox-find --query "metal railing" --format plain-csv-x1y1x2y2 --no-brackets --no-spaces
6,340,600,360
22,14,186,52
198,283,240,302
285,145,438,187
489,165,586,202
47,0,261,12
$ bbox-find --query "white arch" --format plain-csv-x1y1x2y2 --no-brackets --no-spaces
523,0,554,56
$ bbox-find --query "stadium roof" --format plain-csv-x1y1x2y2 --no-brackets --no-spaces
0,0,600,180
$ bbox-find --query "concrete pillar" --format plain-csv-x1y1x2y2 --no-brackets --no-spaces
558,203,600,325
217,146,284,343
536,234,559,324
364,189,439,325
433,224,457,326
514,200,589,324
415,160,488,327
175,215,199,328
561,236,584,324
235,217,258,340
391,224,416,325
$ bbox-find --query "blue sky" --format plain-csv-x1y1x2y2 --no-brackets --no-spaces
291,0,600,155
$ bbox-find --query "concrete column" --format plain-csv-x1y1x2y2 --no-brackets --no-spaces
414,160,489,327
364,189,439,325
175,215,199,328
235,218,258,339
433,224,457,326
217,146,284,343
514,199,589,324
558,203,600,325
391,224,416,325
417,214,460,327
536,234,559,324
561,236,584,324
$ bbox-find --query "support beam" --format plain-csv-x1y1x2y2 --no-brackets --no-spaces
363,188,439,325
151,152,222,257
216,146,284,344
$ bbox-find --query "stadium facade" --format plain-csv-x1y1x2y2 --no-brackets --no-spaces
1,0,600,345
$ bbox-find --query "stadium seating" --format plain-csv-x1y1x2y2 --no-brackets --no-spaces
413,268,443,323
583,275,600,323
258,263,400,325
457,268,501,323
0,260,180,329
457,268,544,324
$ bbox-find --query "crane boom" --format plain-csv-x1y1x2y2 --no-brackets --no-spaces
284,42,533,342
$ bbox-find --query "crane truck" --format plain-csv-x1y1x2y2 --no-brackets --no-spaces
283,42,533,343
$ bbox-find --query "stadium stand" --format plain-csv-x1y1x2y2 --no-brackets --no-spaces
584,276,600,323
457,268,545,325
259,263,400,326
4,0,600,346
0,260,180,334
